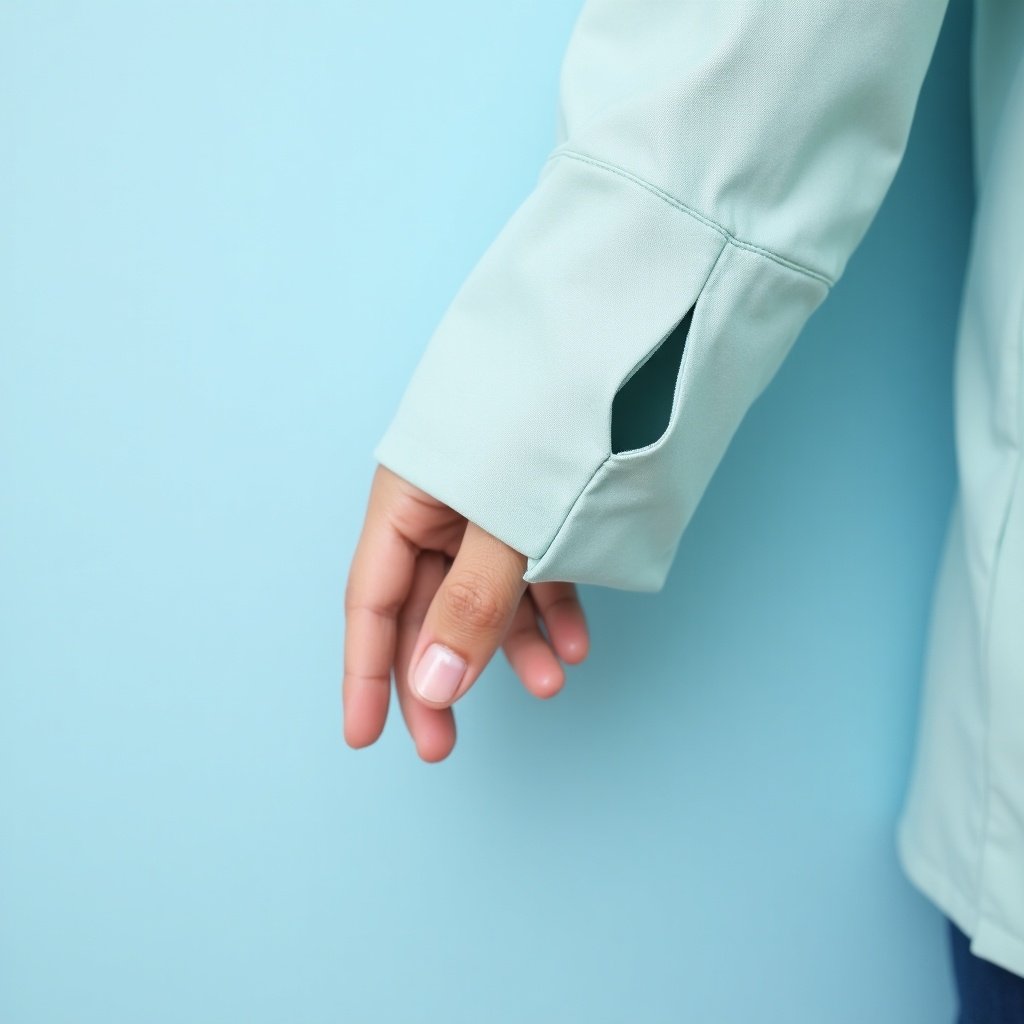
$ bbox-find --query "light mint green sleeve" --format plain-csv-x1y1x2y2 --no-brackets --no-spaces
372,0,951,592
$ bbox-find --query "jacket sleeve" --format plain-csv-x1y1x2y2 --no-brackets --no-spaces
372,0,951,592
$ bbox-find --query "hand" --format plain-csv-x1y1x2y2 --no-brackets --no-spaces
343,464,590,762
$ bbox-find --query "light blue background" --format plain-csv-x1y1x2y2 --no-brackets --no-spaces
0,2,973,1021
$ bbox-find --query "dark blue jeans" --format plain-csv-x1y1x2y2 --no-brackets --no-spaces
949,917,1024,1023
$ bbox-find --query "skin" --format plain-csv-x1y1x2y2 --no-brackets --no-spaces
343,464,590,762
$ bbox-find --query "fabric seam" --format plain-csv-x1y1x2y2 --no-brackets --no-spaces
544,148,835,288
524,456,607,582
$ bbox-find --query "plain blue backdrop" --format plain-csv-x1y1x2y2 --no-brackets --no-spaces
1,2,974,1021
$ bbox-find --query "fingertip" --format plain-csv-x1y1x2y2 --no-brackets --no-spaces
343,720,383,749
532,666,566,700
416,741,453,763
524,659,565,700
415,726,456,762
407,706,457,762
560,635,590,664
549,620,590,664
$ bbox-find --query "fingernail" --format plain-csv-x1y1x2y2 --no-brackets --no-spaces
412,643,466,703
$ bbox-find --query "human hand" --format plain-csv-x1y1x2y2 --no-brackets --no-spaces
343,464,590,762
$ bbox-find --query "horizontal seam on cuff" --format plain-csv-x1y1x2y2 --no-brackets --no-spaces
546,148,835,288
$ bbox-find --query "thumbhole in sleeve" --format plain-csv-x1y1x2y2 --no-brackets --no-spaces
610,304,695,455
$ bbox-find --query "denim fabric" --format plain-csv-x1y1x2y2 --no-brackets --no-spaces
950,917,1024,1024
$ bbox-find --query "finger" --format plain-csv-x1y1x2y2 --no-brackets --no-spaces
394,550,456,762
406,521,527,709
501,589,566,700
529,581,590,664
342,480,418,748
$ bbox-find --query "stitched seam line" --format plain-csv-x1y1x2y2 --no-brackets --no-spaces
545,149,835,288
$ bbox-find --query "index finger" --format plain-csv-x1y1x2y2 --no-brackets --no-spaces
343,484,418,748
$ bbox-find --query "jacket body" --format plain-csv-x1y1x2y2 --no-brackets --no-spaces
897,0,1024,976
373,0,1024,975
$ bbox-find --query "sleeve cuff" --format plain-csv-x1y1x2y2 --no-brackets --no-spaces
373,152,829,591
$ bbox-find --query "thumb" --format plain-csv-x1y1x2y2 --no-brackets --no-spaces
407,520,528,708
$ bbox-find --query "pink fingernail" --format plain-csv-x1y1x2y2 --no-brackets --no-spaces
412,643,466,703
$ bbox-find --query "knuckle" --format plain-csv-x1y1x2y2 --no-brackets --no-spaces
344,578,400,619
441,572,508,633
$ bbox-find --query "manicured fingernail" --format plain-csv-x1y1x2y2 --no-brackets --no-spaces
412,643,466,703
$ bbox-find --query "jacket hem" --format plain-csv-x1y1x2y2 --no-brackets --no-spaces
896,817,1024,980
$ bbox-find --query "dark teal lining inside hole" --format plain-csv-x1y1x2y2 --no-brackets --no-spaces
610,305,694,455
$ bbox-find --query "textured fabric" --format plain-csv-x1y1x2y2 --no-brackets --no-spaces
372,0,1024,978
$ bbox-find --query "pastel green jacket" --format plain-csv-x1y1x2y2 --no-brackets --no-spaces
373,0,1024,978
